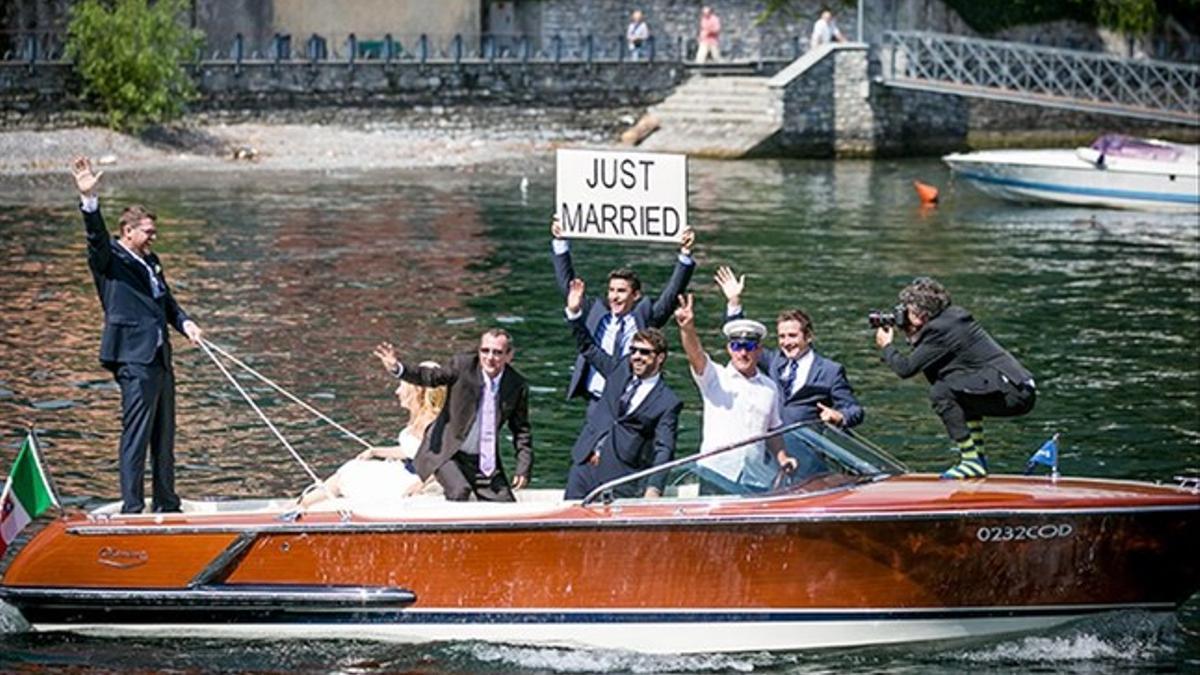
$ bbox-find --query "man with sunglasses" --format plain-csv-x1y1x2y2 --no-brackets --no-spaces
71,156,203,514
374,329,533,502
551,217,695,409
562,279,682,500
715,266,864,429
674,294,796,493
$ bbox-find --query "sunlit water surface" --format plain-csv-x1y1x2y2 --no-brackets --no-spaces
0,157,1197,672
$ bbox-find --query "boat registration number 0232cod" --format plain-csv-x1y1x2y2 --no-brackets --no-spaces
975,524,1073,542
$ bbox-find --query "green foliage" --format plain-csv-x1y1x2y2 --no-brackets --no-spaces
944,0,1172,35
1093,0,1158,35
65,0,203,131
759,0,1191,35
943,1,1093,34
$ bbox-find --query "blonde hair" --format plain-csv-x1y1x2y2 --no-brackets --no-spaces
409,361,447,418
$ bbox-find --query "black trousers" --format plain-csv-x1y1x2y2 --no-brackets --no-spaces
929,369,1036,443
564,446,643,500
434,451,515,502
113,349,180,513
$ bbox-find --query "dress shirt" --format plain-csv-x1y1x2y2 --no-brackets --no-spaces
784,348,815,397
693,355,783,487
622,372,660,414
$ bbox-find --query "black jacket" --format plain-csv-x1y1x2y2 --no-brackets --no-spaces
400,354,533,482
568,315,681,490
84,206,190,369
882,305,1033,387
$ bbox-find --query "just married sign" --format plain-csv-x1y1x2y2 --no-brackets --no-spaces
555,148,688,244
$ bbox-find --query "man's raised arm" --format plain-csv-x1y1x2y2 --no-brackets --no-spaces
674,293,708,377
647,228,696,327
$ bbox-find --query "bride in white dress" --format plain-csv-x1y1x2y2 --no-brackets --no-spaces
300,363,445,507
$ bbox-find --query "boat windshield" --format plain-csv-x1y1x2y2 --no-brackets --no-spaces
1090,134,1182,162
581,422,909,505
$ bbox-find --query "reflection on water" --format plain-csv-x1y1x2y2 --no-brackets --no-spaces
0,158,1197,670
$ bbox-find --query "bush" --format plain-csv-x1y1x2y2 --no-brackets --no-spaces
66,0,203,131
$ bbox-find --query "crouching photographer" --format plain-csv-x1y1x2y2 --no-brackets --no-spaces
873,277,1036,479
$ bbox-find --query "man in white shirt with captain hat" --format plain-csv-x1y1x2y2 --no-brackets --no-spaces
673,293,796,493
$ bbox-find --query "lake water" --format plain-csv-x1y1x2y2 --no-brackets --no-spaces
0,157,1197,672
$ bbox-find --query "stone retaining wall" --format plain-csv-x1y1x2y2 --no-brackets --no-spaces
0,60,685,129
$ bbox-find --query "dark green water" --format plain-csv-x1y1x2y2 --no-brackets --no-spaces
0,157,1197,672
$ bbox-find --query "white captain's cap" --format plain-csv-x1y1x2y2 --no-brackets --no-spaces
722,319,767,341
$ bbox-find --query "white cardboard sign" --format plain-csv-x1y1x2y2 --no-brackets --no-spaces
555,148,688,243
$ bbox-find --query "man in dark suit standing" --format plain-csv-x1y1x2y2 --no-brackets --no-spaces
71,155,203,514
716,265,864,429
550,218,695,406
373,329,532,501
562,279,681,500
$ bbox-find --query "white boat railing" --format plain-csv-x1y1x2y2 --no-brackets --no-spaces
879,31,1200,126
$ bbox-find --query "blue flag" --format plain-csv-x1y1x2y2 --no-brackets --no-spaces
1024,434,1059,475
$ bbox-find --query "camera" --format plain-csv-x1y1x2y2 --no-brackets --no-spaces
868,304,908,329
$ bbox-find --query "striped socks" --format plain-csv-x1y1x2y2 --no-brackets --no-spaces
942,423,989,479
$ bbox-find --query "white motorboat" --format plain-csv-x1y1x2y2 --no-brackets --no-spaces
943,135,1199,212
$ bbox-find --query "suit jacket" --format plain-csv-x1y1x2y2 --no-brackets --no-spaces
568,316,681,489
882,305,1034,388
84,206,190,369
400,353,533,482
552,244,694,400
725,308,864,428
758,348,864,428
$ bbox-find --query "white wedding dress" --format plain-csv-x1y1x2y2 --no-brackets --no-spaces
333,427,423,499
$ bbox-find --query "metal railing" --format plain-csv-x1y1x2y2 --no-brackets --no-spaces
880,30,1199,125
2,31,802,66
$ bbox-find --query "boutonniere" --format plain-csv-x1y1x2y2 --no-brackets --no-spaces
153,263,162,275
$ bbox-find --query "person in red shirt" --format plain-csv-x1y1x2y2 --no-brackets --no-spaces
696,6,721,63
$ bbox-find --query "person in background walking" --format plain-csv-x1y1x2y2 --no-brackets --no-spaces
696,6,722,63
627,9,650,60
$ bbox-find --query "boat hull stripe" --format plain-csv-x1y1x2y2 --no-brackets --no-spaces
10,603,1175,625
955,169,1199,205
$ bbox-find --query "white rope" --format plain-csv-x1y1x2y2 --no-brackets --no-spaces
200,338,374,449
198,339,321,485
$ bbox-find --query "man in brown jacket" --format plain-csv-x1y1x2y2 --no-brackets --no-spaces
373,329,533,501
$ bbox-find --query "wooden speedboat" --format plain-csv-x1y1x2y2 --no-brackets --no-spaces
943,134,1199,212
2,423,1197,654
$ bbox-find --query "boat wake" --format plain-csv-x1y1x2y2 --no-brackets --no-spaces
450,611,1189,673
456,642,783,673
950,611,1181,666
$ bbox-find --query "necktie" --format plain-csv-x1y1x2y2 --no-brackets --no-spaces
619,377,640,415
478,376,499,476
781,359,798,396
613,316,628,356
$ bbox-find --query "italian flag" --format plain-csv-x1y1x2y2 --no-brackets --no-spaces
0,432,59,557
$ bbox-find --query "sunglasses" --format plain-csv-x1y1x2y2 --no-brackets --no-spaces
728,339,760,352
629,346,658,356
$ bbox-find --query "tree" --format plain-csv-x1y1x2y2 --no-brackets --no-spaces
66,0,203,131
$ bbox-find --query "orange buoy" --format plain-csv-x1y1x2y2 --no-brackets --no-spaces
913,180,939,205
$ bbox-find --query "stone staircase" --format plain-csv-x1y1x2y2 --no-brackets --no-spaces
637,75,782,158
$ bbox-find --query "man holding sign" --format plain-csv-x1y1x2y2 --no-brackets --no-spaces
551,221,694,404
552,148,696,406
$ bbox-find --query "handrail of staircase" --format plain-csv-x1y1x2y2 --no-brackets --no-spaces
766,41,867,89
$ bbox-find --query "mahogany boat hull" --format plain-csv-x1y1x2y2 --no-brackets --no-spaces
2,476,1198,653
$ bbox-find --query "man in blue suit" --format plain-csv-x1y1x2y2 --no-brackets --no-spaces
550,218,695,407
563,279,682,500
72,156,203,513
716,266,863,429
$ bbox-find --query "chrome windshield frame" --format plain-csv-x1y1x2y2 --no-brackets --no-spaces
580,421,909,506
